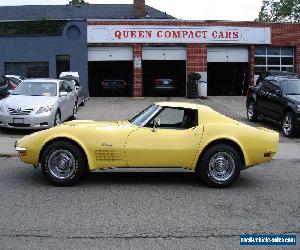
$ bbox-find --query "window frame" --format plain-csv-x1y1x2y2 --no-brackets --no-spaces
254,46,295,74
144,106,198,130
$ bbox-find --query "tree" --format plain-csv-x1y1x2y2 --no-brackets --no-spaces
257,0,300,23
68,0,89,5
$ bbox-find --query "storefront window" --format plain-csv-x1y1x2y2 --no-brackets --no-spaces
254,46,294,74
5,62,49,78
56,55,70,78
0,21,66,36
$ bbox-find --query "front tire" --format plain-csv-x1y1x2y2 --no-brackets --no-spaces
196,144,242,187
247,101,258,122
41,140,87,186
282,112,295,137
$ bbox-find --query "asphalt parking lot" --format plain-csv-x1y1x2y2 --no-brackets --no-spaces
0,96,299,249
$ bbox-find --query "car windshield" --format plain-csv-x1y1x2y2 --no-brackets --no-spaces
284,80,300,95
12,81,57,96
129,104,161,126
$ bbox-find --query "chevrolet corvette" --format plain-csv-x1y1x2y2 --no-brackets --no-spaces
15,102,279,187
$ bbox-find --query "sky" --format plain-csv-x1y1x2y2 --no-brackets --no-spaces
0,0,264,21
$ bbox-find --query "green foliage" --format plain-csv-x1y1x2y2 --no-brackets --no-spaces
257,0,300,23
68,0,89,5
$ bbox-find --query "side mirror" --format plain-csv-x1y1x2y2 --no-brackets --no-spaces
75,86,79,90
152,118,160,132
59,91,68,97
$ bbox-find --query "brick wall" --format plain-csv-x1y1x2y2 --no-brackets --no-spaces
186,44,207,76
88,20,300,96
248,45,255,85
133,44,142,97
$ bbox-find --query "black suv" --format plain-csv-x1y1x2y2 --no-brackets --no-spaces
0,75,9,97
247,73,300,137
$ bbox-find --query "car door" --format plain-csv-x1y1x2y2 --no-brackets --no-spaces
64,81,76,116
256,81,273,117
125,107,203,168
265,81,283,121
58,81,73,121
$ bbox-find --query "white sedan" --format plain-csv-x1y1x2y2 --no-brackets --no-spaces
0,79,77,129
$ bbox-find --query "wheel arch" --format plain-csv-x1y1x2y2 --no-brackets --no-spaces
39,137,91,170
195,138,246,171
282,106,294,119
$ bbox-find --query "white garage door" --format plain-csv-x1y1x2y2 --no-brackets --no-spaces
88,47,133,61
207,47,248,62
142,47,186,60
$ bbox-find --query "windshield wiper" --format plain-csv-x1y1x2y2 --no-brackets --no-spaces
31,94,43,96
11,93,19,95
286,93,300,95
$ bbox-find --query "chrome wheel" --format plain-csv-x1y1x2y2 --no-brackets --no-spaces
47,149,76,180
208,152,236,182
247,103,254,119
282,114,292,136
247,102,258,121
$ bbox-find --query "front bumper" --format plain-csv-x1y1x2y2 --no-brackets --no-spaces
153,85,177,91
0,112,55,129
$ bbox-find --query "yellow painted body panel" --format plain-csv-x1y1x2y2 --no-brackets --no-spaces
16,102,279,171
125,126,203,168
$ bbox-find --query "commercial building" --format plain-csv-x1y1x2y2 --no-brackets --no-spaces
0,0,299,97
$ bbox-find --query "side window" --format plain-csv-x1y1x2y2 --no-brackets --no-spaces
147,107,197,129
68,80,76,91
60,81,72,93
0,75,7,84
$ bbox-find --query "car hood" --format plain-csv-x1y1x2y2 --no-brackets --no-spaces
286,95,300,103
0,95,58,109
63,119,131,128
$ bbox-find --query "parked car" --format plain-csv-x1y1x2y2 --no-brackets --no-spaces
101,78,128,92
151,74,177,94
247,74,300,137
5,75,26,93
255,70,298,86
0,75,9,97
0,79,77,129
59,72,85,106
15,102,279,187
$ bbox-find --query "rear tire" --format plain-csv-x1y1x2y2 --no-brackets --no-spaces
41,140,87,186
196,144,242,188
247,101,258,122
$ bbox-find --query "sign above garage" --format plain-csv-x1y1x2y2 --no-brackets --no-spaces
87,25,271,44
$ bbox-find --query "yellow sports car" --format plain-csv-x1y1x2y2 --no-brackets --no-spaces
15,102,279,187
